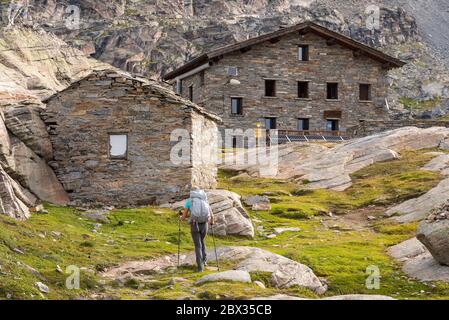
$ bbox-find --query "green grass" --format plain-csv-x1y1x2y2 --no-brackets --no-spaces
219,150,442,218
0,149,448,300
400,97,441,112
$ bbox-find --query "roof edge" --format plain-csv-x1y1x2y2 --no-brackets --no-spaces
162,21,405,80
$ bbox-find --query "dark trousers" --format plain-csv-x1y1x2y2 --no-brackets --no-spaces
190,222,208,271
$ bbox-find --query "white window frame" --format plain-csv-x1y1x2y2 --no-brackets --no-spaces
108,133,128,160
227,66,238,77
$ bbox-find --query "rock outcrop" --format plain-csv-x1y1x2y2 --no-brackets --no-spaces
0,27,106,104
0,26,106,218
2,104,53,161
386,147,449,223
13,0,449,117
0,165,34,220
168,190,254,238
388,237,449,282
416,202,449,266
224,127,449,191
103,246,327,294
195,270,252,285
386,178,449,223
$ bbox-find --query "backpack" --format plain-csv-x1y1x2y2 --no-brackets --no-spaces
189,190,210,223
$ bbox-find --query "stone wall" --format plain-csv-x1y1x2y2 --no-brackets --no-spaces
347,120,449,137
191,110,218,189
180,32,391,132
43,71,218,207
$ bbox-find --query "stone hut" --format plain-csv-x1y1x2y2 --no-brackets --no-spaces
42,69,221,207
163,21,405,135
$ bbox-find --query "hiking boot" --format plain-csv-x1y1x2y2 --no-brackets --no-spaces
196,266,204,273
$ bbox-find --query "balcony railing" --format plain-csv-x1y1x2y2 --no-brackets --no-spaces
267,129,348,143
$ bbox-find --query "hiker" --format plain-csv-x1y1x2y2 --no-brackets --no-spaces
180,187,214,272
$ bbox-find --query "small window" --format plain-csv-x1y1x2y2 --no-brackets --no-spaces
298,81,309,99
265,79,276,97
228,66,238,77
359,84,372,101
188,85,193,102
326,119,339,132
176,79,183,95
298,118,310,131
298,45,309,61
109,134,128,159
231,97,243,115
264,117,277,130
200,71,205,86
327,83,339,100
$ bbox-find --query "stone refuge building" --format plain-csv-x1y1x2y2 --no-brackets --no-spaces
163,21,405,135
42,69,221,207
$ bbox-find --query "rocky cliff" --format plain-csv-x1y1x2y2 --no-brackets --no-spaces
0,25,107,219
3,0,447,115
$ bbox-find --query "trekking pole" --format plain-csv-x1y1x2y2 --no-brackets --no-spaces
211,222,220,271
177,212,182,268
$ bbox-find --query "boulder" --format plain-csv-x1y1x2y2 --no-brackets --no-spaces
417,212,449,266
273,227,300,235
102,246,327,294
5,135,69,206
0,165,31,220
386,178,449,223
388,238,449,282
421,154,449,174
195,270,251,285
0,110,68,208
2,104,53,161
244,195,271,211
35,282,49,293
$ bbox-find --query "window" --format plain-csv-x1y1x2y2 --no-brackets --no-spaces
188,85,193,102
359,84,372,101
231,97,243,115
265,79,276,97
264,117,277,130
326,119,339,131
298,118,310,131
109,134,128,159
200,71,205,86
298,81,309,99
228,66,238,77
298,45,309,61
327,83,339,100
176,79,183,95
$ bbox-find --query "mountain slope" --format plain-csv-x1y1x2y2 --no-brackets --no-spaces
1,1,449,113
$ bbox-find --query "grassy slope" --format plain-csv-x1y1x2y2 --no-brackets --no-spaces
1,149,449,300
